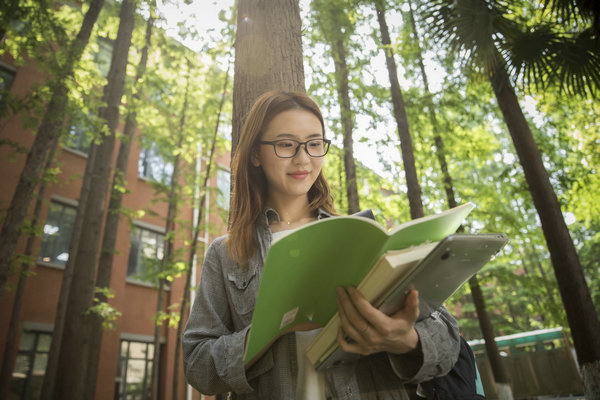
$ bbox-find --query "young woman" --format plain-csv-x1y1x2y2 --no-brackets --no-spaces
182,91,460,399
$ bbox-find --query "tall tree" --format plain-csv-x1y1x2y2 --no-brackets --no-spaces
53,0,135,398
404,0,514,397
425,0,600,396
41,133,98,400
312,0,360,214
0,138,59,400
149,60,191,400
0,0,105,299
374,0,423,219
172,62,230,400
232,0,305,156
83,8,154,399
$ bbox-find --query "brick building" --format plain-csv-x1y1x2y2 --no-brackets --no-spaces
0,49,230,399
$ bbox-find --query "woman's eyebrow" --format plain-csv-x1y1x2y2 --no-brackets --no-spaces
274,132,323,139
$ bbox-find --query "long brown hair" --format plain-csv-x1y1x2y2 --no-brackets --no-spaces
227,91,336,266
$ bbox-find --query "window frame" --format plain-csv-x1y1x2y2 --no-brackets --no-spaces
94,36,114,77
115,336,157,400
38,196,78,269
126,221,165,287
137,142,173,186
62,112,93,156
10,323,53,400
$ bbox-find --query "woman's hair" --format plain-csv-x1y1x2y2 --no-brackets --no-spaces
227,90,336,266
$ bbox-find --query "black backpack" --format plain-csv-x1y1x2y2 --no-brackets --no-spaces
420,336,485,399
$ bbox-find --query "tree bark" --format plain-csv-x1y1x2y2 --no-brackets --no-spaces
0,0,105,299
150,150,181,400
406,0,455,209
375,2,423,219
39,2,106,398
172,63,229,400
84,8,152,399
150,61,190,400
405,1,514,396
53,0,135,398
490,64,600,397
332,38,360,214
231,0,305,157
470,275,513,398
0,137,58,400
41,143,97,400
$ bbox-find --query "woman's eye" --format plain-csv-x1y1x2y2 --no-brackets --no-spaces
276,141,295,148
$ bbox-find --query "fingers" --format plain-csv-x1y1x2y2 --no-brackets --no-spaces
339,286,417,334
336,287,369,340
337,326,369,355
391,289,420,325
336,286,421,356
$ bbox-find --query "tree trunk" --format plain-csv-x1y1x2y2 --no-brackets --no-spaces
172,63,229,400
150,63,190,400
331,37,360,214
150,152,181,400
470,275,513,398
535,259,558,306
40,142,97,400
0,0,105,299
518,249,547,324
406,0,456,209
84,9,153,399
375,2,423,219
0,137,58,399
53,0,135,398
490,64,600,397
405,1,514,396
41,3,107,397
231,0,305,156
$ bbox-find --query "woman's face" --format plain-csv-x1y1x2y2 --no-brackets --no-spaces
252,109,325,204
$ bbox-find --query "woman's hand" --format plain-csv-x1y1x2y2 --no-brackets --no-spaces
336,286,420,356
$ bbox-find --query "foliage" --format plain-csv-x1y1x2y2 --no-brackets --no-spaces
2,0,599,373
85,287,122,330
422,0,600,97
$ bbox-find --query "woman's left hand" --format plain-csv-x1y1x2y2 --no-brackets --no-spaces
336,286,420,356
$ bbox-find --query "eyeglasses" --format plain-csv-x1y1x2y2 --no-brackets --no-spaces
259,138,331,158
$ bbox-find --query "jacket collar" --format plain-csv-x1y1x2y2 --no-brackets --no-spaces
262,207,332,225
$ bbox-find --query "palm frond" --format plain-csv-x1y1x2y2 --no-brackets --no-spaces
546,27,600,95
422,0,599,97
423,0,519,79
539,0,599,30
503,24,558,93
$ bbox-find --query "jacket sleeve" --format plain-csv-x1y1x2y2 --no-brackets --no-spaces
182,238,254,395
386,306,461,382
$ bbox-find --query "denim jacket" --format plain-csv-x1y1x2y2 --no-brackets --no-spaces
182,208,460,399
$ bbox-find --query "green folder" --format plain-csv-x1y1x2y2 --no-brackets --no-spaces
243,202,475,367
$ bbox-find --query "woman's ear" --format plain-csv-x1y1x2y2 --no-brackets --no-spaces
251,151,261,167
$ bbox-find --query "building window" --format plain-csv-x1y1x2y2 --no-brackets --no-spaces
10,330,52,400
127,226,164,286
138,143,173,186
39,201,77,266
115,340,154,400
217,168,230,211
63,112,92,155
95,36,114,77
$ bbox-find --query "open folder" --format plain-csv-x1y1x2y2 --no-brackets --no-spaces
307,232,508,371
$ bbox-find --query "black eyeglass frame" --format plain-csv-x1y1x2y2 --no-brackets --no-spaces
258,138,331,158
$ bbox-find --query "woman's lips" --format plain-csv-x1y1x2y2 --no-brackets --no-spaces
288,171,309,180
